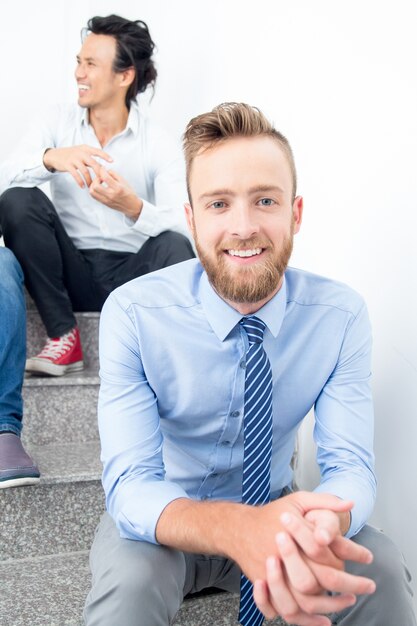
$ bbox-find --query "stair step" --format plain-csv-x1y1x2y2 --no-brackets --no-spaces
23,369,100,445
26,311,100,370
0,550,90,626
175,593,287,625
0,441,103,561
0,551,288,626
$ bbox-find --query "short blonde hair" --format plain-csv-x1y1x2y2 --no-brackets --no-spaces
183,102,297,202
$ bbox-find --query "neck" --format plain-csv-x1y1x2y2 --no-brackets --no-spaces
88,103,129,147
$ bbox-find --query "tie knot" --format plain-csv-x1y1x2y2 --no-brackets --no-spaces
240,316,266,345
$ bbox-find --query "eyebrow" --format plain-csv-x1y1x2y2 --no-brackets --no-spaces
198,184,285,202
76,55,97,62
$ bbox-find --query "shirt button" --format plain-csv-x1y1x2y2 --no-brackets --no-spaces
240,360,246,369
212,473,218,478
221,440,231,446
231,410,240,418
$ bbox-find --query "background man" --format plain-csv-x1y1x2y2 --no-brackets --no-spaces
0,14,194,376
84,103,415,626
0,248,40,487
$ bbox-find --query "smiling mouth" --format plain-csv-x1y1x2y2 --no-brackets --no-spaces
78,84,90,91
227,248,263,258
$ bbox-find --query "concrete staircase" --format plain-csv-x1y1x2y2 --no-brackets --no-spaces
0,304,287,626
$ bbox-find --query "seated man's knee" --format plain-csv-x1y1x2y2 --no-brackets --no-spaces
115,541,184,599
86,538,185,626
0,187,46,229
158,230,195,259
357,526,411,589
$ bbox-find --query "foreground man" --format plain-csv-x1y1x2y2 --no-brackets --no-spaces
84,103,415,626
0,14,193,376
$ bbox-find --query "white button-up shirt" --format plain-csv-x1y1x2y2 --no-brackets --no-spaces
0,101,188,253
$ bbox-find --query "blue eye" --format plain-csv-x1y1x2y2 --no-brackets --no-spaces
212,201,225,209
259,198,274,206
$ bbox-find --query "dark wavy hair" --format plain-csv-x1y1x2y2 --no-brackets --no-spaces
85,14,157,106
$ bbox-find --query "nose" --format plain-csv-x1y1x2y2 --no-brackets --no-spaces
75,63,86,80
228,204,259,240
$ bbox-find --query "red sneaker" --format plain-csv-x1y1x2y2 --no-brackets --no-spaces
25,326,84,376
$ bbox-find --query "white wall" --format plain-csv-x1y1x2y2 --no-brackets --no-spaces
1,0,416,609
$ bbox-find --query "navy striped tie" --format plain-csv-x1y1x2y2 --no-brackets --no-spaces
238,316,273,626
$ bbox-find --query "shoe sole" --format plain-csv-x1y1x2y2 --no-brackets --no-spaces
0,476,41,488
25,359,84,377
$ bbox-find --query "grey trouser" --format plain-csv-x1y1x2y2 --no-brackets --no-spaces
83,512,416,626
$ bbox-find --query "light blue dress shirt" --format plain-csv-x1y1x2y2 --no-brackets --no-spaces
98,259,376,543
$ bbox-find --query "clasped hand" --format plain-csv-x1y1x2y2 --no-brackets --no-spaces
43,145,142,220
232,492,376,626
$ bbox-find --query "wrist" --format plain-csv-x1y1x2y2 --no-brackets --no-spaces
43,148,56,173
128,196,143,221
338,510,352,536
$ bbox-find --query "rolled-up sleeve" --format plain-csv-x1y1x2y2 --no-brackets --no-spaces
98,291,189,544
313,303,377,538
127,123,189,238
0,110,58,193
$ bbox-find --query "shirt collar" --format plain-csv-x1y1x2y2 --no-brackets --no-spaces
199,269,287,342
80,107,89,127
125,100,140,136
78,100,140,136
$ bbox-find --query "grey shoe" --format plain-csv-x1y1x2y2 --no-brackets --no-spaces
0,433,40,488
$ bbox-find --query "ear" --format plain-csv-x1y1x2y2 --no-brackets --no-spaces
119,67,135,89
184,202,195,237
292,196,303,234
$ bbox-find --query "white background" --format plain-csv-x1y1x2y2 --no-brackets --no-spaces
1,0,416,611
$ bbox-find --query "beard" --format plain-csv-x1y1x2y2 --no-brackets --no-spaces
194,228,294,304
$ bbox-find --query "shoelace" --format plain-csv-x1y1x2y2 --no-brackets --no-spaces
38,329,77,359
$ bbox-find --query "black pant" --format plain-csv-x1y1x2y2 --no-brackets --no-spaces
0,187,195,337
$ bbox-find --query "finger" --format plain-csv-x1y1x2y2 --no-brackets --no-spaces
327,535,374,565
265,555,301,616
76,164,93,188
311,560,376,596
265,558,332,625
293,587,357,616
253,579,278,621
68,166,86,189
275,532,322,595
305,509,351,549
293,492,354,515
98,167,119,189
280,513,343,570
84,158,103,179
89,184,109,203
84,146,113,163
304,509,342,540
106,169,122,182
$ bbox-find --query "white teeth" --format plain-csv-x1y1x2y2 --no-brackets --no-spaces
78,84,89,90
228,248,262,257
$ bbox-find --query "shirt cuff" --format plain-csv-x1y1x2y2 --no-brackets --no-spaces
16,149,55,183
110,479,190,544
314,475,375,538
123,199,163,238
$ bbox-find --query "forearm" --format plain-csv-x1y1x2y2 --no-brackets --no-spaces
155,497,248,558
